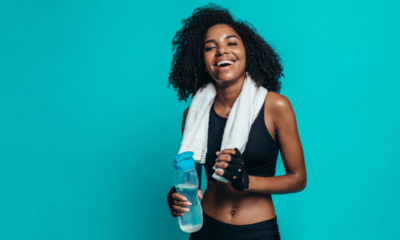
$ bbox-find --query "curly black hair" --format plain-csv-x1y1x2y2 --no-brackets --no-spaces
168,3,284,102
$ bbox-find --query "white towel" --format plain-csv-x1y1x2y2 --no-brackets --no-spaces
178,72,268,182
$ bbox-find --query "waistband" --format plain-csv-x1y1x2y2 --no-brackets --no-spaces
201,212,279,239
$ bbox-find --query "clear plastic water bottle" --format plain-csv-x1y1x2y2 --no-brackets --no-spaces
174,151,203,233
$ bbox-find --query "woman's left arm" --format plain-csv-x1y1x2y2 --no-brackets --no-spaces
247,94,307,194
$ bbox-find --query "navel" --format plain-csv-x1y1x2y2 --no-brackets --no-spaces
230,209,236,216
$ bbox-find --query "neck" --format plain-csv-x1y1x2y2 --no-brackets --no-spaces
214,73,246,109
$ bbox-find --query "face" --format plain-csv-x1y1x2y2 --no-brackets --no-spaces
203,24,246,85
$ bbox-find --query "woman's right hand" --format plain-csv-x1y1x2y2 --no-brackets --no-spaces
167,186,203,217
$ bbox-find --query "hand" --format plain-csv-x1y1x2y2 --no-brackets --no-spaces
167,186,203,217
214,148,249,191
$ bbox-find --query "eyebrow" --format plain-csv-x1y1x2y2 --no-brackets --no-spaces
204,35,239,45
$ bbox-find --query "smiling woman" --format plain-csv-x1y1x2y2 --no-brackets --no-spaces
167,4,283,102
167,3,306,240
203,24,247,93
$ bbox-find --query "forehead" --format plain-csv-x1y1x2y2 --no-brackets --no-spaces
204,23,241,41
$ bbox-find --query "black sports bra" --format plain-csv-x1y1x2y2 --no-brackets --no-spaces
204,101,280,179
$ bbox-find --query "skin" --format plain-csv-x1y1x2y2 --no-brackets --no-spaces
170,24,306,224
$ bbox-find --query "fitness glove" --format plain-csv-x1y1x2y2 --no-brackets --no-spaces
222,148,249,191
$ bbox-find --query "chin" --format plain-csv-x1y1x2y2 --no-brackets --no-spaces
213,71,243,82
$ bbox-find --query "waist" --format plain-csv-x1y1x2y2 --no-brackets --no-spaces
202,211,278,232
191,211,280,240
201,180,276,225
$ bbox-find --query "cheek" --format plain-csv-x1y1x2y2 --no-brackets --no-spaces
239,47,246,59
233,46,246,59
236,49,246,67
204,54,213,69
240,49,246,67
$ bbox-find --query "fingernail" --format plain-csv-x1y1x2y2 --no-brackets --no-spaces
186,202,192,206
185,208,190,212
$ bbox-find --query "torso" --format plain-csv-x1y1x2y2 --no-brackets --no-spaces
201,91,280,225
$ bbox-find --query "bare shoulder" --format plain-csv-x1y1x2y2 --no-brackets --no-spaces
264,91,296,131
265,91,294,116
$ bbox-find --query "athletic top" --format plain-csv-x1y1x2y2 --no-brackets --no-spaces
204,101,280,180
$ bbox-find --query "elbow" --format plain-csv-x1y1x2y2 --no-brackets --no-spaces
299,175,307,191
300,179,307,191
294,173,307,192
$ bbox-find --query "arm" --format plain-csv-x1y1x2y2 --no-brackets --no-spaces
182,107,203,190
246,94,307,194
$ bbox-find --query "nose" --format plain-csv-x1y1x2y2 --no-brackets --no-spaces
216,45,228,57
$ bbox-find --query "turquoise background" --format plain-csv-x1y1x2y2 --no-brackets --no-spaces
1,0,399,239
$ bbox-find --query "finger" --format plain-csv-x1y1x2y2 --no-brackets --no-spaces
172,210,184,217
172,209,184,217
172,209,185,217
215,169,224,176
172,211,183,217
214,161,228,169
174,199,192,207
172,205,190,213
221,149,236,155
171,193,188,201
216,154,231,162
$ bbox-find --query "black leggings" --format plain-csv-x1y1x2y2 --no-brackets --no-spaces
189,212,281,240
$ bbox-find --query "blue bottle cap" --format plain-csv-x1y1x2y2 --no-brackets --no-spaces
174,151,195,171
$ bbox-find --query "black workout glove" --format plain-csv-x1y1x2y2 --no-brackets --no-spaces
167,186,177,217
222,148,249,191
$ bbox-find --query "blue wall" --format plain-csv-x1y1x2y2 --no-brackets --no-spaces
1,0,399,239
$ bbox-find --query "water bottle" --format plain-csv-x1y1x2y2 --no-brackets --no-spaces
174,151,203,233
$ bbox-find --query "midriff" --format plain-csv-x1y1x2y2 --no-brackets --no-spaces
201,178,276,225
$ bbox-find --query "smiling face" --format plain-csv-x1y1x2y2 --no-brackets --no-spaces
203,24,246,85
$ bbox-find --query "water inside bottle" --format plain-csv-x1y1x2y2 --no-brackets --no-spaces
175,183,203,233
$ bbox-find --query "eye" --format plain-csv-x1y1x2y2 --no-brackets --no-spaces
228,42,238,46
205,46,215,52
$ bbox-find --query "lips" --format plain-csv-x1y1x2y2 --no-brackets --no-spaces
214,59,236,71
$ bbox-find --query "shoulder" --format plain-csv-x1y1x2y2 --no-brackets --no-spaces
265,91,292,111
265,91,295,123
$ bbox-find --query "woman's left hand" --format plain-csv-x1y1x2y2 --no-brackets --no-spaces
214,148,249,191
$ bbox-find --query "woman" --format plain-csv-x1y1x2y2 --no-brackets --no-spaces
167,4,306,240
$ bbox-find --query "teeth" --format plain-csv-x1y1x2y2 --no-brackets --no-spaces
217,60,234,67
